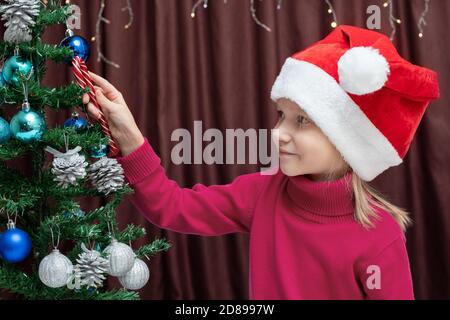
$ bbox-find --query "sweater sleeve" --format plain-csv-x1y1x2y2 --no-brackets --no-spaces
357,235,414,300
115,137,266,236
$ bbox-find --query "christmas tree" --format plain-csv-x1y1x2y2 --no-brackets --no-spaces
0,0,170,299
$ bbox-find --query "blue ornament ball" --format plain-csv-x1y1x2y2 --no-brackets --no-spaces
0,116,11,144
10,104,46,143
0,224,32,263
59,35,90,64
89,144,109,158
64,112,88,132
0,71,7,87
2,55,33,86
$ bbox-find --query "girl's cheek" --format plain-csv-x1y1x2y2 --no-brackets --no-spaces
292,133,314,153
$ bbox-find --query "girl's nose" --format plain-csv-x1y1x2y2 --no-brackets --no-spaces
279,131,291,144
279,123,292,142
272,126,291,145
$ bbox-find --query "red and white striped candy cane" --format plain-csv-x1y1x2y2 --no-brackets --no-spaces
72,56,120,157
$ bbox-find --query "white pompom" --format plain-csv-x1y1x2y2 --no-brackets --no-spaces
338,46,390,95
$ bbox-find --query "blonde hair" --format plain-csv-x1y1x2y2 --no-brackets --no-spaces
350,171,412,232
324,161,412,232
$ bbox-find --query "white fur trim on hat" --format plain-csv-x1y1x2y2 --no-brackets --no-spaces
338,46,390,95
271,58,401,181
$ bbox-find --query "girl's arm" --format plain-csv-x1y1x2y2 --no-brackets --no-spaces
357,235,414,300
116,137,267,236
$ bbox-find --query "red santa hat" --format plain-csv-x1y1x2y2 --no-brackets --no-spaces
271,25,440,181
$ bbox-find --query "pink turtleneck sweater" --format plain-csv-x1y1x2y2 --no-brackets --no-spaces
116,137,414,300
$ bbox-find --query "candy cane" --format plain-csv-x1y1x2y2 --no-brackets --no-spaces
72,56,120,157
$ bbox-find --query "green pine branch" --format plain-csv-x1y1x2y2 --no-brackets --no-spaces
0,265,36,298
136,238,172,259
0,82,88,112
0,139,35,160
0,42,74,64
116,224,147,242
0,163,42,215
0,126,108,161
34,5,72,36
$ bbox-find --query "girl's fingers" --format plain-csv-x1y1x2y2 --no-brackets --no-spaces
87,103,101,120
90,72,125,104
82,93,89,104
93,86,103,94
95,89,112,106
89,72,118,95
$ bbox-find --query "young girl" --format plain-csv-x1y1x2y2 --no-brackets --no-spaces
83,25,440,299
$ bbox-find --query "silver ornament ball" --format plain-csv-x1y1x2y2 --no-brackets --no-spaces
103,239,135,277
38,249,74,288
118,258,150,290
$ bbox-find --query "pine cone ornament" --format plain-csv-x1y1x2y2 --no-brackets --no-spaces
88,157,125,195
45,145,88,189
73,243,109,289
0,0,40,44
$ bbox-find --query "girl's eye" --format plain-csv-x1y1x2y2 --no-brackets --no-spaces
297,115,310,126
277,110,284,119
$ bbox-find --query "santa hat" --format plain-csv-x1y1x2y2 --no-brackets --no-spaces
271,25,440,181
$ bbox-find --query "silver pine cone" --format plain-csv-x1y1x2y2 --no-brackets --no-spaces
88,157,125,195
0,0,40,44
73,243,109,289
45,145,88,189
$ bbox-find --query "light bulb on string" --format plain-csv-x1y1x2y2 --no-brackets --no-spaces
417,0,430,39
325,0,338,29
384,0,401,41
190,0,287,32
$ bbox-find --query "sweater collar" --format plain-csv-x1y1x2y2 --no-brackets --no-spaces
285,171,355,224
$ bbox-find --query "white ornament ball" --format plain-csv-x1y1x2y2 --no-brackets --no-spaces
103,239,135,276
118,258,150,290
338,46,390,96
38,249,74,288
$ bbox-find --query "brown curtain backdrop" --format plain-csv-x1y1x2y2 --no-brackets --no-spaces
2,0,449,299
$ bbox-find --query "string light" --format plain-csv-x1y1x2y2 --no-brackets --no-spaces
277,0,283,10
191,0,206,18
250,0,271,32
91,0,135,68
191,0,282,32
122,0,134,30
191,0,339,31
94,0,120,68
325,0,338,28
384,0,401,41
417,0,430,38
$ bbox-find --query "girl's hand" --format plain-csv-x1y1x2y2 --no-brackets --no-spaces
82,72,145,157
